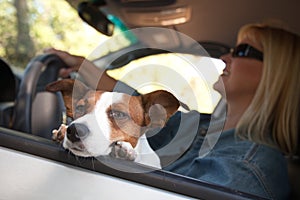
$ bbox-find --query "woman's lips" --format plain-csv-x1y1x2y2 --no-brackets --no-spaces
221,70,230,76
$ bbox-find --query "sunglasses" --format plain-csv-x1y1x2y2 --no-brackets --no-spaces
231,43,263,61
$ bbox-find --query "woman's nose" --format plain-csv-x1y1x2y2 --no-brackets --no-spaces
220,53,231,64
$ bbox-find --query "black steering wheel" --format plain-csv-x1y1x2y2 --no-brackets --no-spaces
12,54,68,139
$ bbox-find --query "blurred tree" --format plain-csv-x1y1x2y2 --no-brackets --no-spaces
0,0,106,69
0,0,17,65
14,0,36,66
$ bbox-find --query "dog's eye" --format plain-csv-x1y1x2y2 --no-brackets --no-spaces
109,110,129,120
75,105,85,116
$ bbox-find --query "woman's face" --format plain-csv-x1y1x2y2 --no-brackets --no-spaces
213,38,263,101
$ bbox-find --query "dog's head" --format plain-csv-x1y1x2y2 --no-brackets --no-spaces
46,79,180,157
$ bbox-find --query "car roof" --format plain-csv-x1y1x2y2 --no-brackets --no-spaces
104,0,300,47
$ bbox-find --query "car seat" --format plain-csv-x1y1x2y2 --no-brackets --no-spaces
0,58,18,128
288,157,300,199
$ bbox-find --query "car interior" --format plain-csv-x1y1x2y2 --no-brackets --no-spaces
0,0,299,199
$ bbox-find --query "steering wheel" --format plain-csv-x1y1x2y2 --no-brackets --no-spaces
12,54,68,139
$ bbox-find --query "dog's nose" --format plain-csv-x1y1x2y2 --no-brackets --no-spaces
67,123,89,142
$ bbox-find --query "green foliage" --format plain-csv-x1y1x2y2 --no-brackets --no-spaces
0,0,17,64
0,0,108,69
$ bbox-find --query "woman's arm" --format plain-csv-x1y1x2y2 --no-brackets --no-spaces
44,48,117,91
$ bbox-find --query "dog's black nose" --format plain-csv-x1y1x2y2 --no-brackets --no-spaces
67,123,89,142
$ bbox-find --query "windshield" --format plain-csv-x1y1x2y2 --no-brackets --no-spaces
107,53,224,113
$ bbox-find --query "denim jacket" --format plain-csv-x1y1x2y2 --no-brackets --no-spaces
147,111,290,200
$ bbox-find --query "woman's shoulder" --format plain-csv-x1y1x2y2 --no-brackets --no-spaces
213,131,286,165
242,143,290,199
209,134,290,199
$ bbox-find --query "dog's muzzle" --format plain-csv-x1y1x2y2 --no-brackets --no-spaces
67,123,89,142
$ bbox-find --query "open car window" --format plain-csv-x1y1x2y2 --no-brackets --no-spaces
0,48,261,199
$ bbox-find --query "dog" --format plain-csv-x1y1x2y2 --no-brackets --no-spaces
46,79,180,169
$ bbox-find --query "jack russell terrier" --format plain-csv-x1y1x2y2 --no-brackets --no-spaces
46,79,180,169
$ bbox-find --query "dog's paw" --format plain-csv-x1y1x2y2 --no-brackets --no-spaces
110,141,137,161
52,124,68,143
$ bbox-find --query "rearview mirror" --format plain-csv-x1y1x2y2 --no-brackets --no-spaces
78,1,114,36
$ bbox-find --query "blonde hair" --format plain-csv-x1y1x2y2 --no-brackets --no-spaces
236,23,300,156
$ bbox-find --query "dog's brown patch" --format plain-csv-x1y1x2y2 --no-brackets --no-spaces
106,94,144,148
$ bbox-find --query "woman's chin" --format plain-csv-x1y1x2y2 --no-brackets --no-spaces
213,78,226,96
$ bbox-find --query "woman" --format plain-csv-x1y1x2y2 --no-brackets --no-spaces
45,23,300,199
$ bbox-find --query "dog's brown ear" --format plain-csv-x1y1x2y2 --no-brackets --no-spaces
142,90,180,128
46,79,89,117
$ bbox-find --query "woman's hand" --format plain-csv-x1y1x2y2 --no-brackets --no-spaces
43,48,85,78
43,47,117,91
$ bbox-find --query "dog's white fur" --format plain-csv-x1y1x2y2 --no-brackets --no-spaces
48,79,180,169
64,92,161,168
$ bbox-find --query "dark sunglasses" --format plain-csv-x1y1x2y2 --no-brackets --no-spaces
231,43,263,61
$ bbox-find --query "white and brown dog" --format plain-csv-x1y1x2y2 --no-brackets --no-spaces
46,79,180,168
